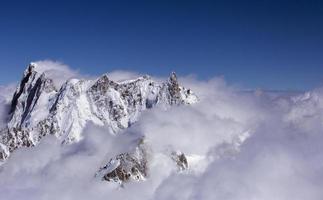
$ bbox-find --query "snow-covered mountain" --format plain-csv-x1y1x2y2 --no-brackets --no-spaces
0,63,198,182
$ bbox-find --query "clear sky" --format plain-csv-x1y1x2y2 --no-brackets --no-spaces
0,0,323,90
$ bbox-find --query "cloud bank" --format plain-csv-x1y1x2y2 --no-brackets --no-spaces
0,61,323,200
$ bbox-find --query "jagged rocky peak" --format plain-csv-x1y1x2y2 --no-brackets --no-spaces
169,71,178,86
9,63,37,114
96,138,149,184
8,63,56,129
166,72,180,105
0,63,57,158
90,74,116,93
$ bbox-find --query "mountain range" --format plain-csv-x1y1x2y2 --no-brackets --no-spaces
0,63,198,184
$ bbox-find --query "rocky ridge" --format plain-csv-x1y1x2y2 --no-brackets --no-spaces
0,63,198,183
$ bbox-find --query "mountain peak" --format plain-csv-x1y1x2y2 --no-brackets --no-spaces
25,62,46,77
169,71,178,83
26,62,36,74
9,63,39,115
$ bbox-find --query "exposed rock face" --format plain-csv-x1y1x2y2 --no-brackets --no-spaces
167,72,182,105
96,139,149,184
171,151,189,171
1,64,57,154
9,64,56,128
0,63,198,162
95,140,190,184
0,143,9,161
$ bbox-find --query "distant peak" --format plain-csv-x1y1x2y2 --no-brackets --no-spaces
168,72,179,86
169,72,177,81
99,73,110,80
29,62,37,67
24,63,37,75
95,74,111,85
142,74,151,80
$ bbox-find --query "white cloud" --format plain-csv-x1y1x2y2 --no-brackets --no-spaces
105,70,144,82
0,84,16,128
32,60,82,89
0,66,323,200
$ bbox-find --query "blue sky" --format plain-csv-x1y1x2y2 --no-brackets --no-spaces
0,0,323,90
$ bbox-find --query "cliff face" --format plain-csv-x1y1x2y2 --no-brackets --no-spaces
1,64,57,157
